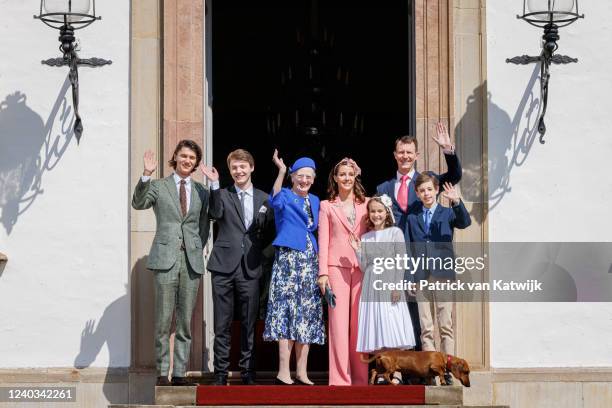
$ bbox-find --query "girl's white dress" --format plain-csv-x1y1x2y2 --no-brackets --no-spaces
355,226,415,353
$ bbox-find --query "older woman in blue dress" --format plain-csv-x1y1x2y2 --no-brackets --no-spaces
263,149,325,385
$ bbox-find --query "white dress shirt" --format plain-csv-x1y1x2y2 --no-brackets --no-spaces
141,173,192,211
235,184,254,229
393,168,416,200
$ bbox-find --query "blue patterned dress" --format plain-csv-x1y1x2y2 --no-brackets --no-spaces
263,197,325,345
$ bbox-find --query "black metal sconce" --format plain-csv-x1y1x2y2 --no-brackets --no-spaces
34,0,112,142
507,0,583,143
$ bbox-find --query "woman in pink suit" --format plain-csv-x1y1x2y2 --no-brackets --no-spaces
317,158,369,386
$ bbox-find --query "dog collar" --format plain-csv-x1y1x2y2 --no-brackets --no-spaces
446,354,453,372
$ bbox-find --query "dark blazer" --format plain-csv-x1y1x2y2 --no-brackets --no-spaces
270,187,319,252
376,153,462,242
207,185,274,279
407,201,471,280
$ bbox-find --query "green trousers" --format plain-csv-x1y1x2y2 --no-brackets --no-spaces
154,250,201,377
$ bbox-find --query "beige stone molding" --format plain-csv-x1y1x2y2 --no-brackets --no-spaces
491,367,612,382
0,368,129,383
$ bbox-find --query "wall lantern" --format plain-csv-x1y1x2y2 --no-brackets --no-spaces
34,0,112,142
506,0,584,143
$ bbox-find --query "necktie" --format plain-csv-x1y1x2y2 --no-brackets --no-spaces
179,179,187,217
239,191,250,229
397,174,410,212
424,209,431,232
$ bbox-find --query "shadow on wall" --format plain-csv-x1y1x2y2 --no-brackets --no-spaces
73,283,130,404
488,65,542,211
455,82,487,225
454,66,542,223
74,257,156,405
0,77,75,235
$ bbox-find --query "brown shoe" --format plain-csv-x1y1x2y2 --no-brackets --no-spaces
171,376,192,386
156,376,171,386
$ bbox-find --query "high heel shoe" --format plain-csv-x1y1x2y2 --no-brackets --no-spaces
294,377,314,386
274,377,294,385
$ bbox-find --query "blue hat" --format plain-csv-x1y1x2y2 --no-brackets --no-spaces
289,157,316,173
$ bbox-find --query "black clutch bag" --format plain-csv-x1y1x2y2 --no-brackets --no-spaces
324,284,336,308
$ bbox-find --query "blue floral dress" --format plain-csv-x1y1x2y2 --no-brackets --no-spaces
263,197,325,345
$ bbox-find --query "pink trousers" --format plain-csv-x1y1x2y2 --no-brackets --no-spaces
327,265,369,386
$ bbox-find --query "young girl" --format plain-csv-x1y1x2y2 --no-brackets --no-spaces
350,194,415,383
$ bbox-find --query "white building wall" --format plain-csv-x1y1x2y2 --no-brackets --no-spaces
487,1,612,367
0,1,130,368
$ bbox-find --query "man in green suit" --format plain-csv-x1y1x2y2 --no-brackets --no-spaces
132,140,210,386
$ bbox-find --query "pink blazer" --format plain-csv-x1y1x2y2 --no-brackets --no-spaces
318,198,369,276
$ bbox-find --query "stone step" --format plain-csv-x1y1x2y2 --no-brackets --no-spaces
152,385,465,406
111,405,510,408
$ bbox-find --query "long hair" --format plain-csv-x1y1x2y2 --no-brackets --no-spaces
326,159,366,203
365,196,395,230
168,139,203,173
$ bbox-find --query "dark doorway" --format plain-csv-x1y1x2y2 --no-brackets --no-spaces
211,0,415,373
212,0,414,194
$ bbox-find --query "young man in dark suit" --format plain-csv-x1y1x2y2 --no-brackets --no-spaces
376,122,462,353
407,173,471,385
201,149,274,385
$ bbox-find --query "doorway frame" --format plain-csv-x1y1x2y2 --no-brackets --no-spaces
197,0,489,373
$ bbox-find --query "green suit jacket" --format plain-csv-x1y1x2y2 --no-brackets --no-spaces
132,175,211,274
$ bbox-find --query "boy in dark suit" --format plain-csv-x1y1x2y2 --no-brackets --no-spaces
201,149,274,385
407,172,471,385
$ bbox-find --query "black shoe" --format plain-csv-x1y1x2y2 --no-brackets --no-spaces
443,373,453,386
211,374,228,386
375,375,389,385
156,376,171,386
171,376,191,386
273,377,294,385
241,372,257,385
403,376,416,385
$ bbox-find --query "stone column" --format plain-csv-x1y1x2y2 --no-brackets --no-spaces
163,0,206,372
415,0,489,370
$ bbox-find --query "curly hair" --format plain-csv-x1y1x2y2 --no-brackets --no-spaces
326,159,366,203
365,195,395,230
168,139,203,173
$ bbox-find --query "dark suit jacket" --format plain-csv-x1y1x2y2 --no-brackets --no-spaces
407,201,471,280
207,185,274,279
376,153,462,242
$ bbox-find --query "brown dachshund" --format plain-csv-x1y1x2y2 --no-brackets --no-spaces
361,350,471,387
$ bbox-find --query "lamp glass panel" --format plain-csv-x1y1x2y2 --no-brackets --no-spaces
527,0,575,21
43,0,91,21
